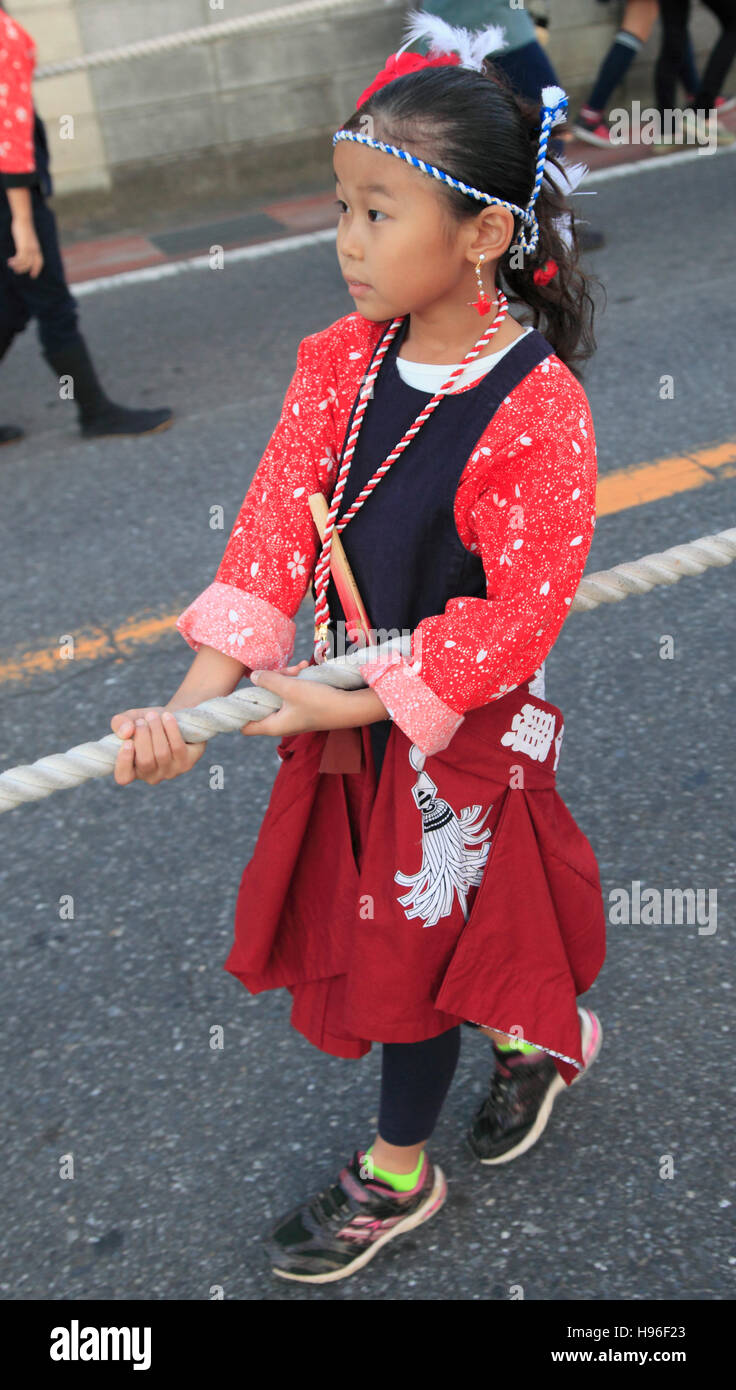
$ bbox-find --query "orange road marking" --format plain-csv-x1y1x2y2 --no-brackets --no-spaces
597,439,736,516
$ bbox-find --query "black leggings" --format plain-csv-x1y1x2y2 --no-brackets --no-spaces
369,728,463,1147
656,0,736,113
378,1027,462,1146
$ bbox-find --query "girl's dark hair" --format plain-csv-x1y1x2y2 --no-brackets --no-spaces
339,63,605,380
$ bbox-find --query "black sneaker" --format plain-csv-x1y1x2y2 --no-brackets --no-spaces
265,1148,447,1284
467,1007,602,1164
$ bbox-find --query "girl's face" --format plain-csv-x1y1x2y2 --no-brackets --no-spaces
333,137,512,324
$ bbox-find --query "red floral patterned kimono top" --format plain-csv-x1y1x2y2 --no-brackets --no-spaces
176,311,607,1085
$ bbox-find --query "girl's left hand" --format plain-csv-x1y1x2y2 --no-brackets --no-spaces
7,217,43,278
239,662,366,738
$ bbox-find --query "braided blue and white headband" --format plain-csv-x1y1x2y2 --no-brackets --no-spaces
332,10,569,256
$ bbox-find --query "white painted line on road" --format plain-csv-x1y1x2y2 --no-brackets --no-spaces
583,141,736,183
71,228,337,296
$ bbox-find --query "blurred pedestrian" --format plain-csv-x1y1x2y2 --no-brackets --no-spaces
573,0,735,147
574,0,693,144
655,0,736,147
0,2,173,447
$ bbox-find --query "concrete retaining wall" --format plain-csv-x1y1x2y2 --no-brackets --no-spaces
12,0,727,221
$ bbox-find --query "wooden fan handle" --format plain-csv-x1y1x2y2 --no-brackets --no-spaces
308,493,373,645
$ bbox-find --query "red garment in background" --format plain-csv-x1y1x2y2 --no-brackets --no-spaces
0,13,37,179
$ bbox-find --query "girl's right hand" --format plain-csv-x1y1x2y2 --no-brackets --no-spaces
110,707,207,786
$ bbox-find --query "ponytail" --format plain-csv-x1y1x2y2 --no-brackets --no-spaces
495,74,604,380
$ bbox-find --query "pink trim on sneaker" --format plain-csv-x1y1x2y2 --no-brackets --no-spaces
580,1007,601,1067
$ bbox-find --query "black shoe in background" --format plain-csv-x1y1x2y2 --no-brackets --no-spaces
576,225,606,251
42,333,173,438
0,424,24,445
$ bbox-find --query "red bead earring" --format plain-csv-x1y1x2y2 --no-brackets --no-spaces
468,253,492,315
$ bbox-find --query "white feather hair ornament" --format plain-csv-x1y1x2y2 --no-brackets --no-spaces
544,158,595,250
396,7,508,70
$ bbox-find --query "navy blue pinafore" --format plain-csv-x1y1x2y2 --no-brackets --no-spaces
324,318,554,781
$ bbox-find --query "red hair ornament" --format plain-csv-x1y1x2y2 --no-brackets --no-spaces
354,11,508,108
357,50,460,108
532,258,559,286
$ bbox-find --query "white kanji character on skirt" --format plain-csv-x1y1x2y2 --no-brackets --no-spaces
500,703,556,762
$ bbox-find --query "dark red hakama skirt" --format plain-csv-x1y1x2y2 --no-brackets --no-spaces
224,680,607,1086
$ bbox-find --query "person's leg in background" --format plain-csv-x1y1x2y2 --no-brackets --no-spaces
0,214,33,443
569,0,728,147
655,0,692,118
689,0,736,111
2,188,173,439
653,0,735,146
680,29,702,98
573,0,658,145
684,0,736,109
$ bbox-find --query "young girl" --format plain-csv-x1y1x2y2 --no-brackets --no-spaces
110,12,607,1285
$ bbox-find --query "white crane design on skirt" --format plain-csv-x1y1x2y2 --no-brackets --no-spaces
395,744,494,929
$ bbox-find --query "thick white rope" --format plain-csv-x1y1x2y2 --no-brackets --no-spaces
0,525,733,816
0,636,411,817
34,0,382,79
570,524,736,610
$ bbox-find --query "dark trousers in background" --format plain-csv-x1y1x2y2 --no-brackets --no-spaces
492,40,566,158
656,0,736,113
0,188,80,359
492,38,560,103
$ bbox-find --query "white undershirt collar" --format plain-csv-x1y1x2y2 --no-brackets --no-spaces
395,326,533,393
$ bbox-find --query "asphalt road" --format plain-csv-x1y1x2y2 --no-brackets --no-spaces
0,149,734,1302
